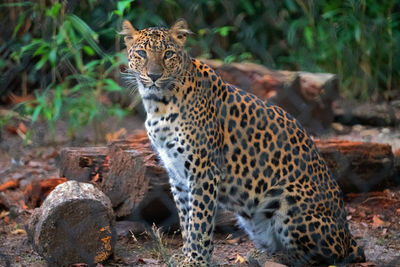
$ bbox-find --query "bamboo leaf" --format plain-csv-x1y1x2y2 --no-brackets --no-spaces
304,26,314,48
104,78,123,91
65,14,105,57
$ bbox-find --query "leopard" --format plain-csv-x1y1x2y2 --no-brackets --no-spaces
121,19,365,266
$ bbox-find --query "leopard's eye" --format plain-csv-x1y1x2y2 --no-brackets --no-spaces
164,50,175,59
136,50,147,58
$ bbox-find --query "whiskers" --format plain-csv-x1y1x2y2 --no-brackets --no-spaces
121,69,139,96
156,76,176,91
120,67,195,97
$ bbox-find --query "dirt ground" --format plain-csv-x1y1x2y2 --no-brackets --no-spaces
1,187,400,266
0,118,399,267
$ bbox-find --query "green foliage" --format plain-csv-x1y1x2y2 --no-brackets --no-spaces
3,0,132,140
280,0,400,99
119,0,399,100
1,0,399,142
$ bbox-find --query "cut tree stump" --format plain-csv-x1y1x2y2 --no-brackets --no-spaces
59,131,396,231
27,180,115,266
204,60,339,134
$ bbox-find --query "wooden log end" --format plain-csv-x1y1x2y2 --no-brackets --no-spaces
27,181,115,266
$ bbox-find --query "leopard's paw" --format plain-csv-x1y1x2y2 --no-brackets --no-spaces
168,252,185,266
168,253,210,267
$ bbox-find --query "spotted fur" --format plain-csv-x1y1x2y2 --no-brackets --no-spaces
122,19,365,266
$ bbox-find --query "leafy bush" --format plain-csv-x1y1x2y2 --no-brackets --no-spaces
1,1,132,140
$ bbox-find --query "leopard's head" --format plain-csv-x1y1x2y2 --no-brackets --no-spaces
121,19,191,95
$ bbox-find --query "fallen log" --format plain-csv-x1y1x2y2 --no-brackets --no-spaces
59,132,396,231
314,139,395,192
27,180,115,266
98,140,149,217
204,60,339,134
60,132,175,223
334,100,400,127
59,147,108,183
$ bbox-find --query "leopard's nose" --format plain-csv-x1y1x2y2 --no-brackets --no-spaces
148,73,162,82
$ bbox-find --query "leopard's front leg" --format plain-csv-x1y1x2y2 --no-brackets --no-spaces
170,182,190,254
185,167,218,266
170,164,219,266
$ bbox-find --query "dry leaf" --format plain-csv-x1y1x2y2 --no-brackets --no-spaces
371,215,385,228
0,210,9,219
0,179,20,192
18,122,28,134
8,93,35,104
106,128,127,143
234,253,246,264
16,126,31,144
11,229,27,235
91,173,101,183
225,236,241,244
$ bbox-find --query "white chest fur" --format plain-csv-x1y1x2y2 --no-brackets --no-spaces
145,115,189,191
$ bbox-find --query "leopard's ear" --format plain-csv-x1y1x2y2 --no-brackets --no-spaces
170,18,192,47
121,20,137,47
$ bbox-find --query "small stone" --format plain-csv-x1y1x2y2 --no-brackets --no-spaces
331,122,344,132
381,128,390,134
353,124,364,132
